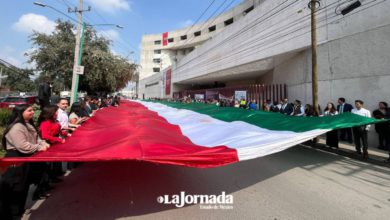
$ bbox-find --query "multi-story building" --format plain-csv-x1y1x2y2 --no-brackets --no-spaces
139,0,262,98
139,0,389,107
138,0,390,146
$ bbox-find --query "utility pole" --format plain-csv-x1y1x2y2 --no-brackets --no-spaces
0,67,3,87
69,0,90,104
33,2,125,103
310,0,319,116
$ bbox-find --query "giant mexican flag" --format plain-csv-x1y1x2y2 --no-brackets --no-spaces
0,100,380,168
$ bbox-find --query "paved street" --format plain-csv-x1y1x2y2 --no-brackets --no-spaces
24,145,390,220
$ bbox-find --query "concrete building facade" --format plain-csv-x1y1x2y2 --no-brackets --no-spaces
139,0,263,98
139,0,390,144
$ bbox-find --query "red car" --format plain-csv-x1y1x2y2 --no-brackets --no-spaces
0,96,37,109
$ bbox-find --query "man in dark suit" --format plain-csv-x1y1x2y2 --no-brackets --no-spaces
38,77,52,110
280,98,294,115
337,97,353,143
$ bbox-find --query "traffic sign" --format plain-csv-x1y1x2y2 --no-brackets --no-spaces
73,65,84,75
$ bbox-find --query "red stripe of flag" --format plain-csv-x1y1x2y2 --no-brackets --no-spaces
0,101,238,168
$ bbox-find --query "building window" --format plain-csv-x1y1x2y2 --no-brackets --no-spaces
243,6,254,15
154,40,161,45
153,58,161,63
145,82,159,87
153,68,160,72
194,31,201,37
154,50,161,54
224,18,234,26
168,38,174,43
208,25,216,32
180,35,187,40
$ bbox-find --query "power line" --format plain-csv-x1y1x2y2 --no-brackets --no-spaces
176,0,369,76
219,1,330,54
237,0,387,60
0,58,22,72
189,0,218,29
178,0,298,68
179,0,334,71
43,2,79,24
77,1,139,54
178,0,347,72
87,8,140,53
179,2,346,75
185,0,239,45
174,0,217,46
54,0,138,59
61,0,73,8
176,0,300,70
40,1,136,64
177,0,386,77
176,0,230,44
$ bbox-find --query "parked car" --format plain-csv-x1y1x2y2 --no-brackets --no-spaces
0,96,37,109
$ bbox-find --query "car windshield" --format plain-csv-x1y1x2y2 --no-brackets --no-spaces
3,97,28,102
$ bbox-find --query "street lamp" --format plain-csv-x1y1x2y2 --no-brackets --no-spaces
33,1,85,105
33,1,124,104
125,51,135,63
33,2,79,24
33,2,45,7
87,23,124,29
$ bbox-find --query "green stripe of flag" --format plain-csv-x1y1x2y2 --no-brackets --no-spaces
146,101,383,133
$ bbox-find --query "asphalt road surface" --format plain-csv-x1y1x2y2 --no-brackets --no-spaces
24,145,390,220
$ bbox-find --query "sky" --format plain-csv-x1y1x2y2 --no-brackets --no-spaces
0,0,242,69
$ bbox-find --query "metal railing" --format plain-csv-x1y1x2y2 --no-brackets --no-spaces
173,83,287,108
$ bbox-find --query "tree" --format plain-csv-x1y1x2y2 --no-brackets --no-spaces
28,20,136,95
0,63,36,92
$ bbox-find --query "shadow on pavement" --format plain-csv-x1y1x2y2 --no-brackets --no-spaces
27,145,376,220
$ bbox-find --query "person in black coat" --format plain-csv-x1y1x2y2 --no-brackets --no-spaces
38,77,52,110
373,102,390,150
336,97,353,143
324,102,339,148
280,98,294,115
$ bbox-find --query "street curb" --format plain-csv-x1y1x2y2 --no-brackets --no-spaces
303,142,390,168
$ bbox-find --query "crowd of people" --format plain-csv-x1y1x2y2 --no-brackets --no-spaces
3,92,387,218
256,97,389,162
261,98,387,161
157,95,390,163
0,94,121,219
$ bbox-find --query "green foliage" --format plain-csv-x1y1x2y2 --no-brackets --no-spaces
0,126,5,158
32,104,41,125
0,108,12,126
28,20,137,94
1,64,36,92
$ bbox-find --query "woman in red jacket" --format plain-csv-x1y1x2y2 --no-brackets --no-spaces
38,105,70,144
38,105,71,187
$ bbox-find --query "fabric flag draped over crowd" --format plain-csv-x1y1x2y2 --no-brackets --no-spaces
0,100,381,168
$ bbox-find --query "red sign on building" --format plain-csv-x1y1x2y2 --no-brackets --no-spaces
162,32,168,46
165,68,171,95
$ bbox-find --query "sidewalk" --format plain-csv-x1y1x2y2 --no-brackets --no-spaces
305,137,390,168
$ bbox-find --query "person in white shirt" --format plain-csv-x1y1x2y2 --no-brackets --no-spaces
57,98,78,130
351,100,371,160
57,98,69,129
